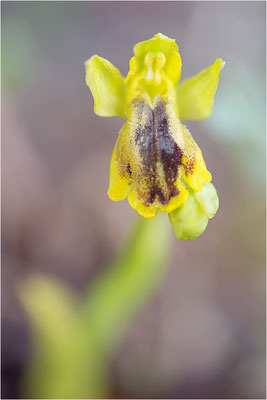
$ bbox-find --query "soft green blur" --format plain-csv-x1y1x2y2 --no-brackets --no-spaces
18,215,171,398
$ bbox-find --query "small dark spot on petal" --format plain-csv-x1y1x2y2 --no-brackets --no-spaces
127,163,132,177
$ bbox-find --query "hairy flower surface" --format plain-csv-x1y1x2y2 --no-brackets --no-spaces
85,33,224,239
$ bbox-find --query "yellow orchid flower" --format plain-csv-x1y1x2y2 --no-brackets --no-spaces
85,33,224,239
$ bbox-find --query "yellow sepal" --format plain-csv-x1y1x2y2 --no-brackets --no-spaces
177,58,225,120
85,55,127,118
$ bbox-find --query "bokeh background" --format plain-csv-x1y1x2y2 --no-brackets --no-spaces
2,1,266,399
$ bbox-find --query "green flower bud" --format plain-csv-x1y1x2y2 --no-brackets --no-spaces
169,183,219,240
195,182,219,218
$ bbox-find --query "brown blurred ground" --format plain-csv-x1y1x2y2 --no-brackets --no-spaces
2,2,266,399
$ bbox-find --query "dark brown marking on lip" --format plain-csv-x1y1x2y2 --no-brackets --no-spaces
133,98,183,206
154,100,183,201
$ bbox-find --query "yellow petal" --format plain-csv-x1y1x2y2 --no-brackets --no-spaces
108,92,212,218
85,55,127,118
158,181,188,213
128,189,158,218
177,58,225,120
167,109,212,191
108,121,137,201
181,158,212,192
127,96,188,217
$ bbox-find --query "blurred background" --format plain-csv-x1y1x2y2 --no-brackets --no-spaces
2,1,266,399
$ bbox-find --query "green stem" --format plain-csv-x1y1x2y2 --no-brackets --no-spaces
19,214,172,399
81,213,172,353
